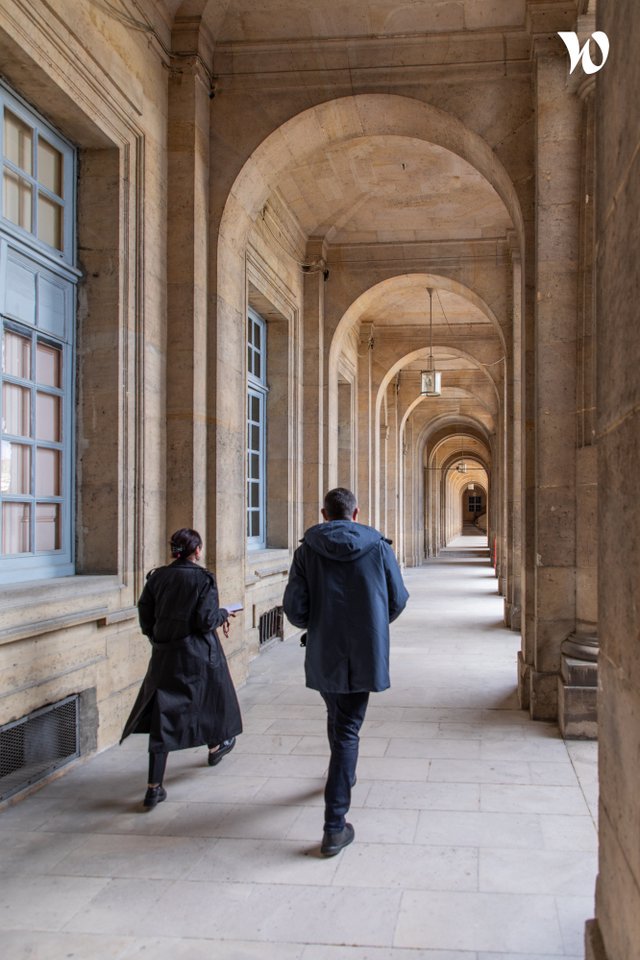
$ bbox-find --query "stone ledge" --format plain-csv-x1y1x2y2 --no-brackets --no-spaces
0,576,126,644
245,548,291,584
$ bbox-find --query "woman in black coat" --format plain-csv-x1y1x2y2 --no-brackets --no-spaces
121,528,243,808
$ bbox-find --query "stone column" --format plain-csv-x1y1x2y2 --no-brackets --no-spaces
558,76,598,740
302,239,327,529
505,238,523,629
528,46,582,719
166,39,213,538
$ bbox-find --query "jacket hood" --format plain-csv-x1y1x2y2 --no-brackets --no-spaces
303,520,384,562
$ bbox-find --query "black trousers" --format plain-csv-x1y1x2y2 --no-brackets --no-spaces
147,741,221,784
320,691,370,832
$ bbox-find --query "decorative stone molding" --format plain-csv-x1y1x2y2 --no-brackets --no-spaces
562,631,599,661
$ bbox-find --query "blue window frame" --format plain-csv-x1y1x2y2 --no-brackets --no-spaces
247,309,267,548
0,84,77,582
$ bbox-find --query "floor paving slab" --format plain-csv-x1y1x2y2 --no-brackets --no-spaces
0,533,598,958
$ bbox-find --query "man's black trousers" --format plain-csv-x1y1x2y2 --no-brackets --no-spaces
320,691,370,832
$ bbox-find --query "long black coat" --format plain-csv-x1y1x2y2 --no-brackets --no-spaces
120,559,242,753
283,521,409,693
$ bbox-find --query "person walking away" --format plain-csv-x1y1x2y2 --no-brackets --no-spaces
120,528,242,808
283,488,409,855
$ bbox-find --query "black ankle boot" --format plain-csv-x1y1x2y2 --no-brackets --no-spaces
143,785,167,809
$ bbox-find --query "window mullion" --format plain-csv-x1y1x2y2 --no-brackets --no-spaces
31,327,37,551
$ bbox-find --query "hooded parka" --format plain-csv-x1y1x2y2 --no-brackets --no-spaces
283,520,409,693
120,559,242,753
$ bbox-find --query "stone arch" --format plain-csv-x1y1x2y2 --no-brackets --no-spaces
368,339,500,528
213,93,522,575
325,271,504,504
418,422,492,557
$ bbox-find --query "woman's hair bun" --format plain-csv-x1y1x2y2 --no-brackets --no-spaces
169,528,202,559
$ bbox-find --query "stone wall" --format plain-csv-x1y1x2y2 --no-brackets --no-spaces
0,0,170,754
588,0,640,955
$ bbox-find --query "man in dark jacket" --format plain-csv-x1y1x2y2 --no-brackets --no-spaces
283,487,409,855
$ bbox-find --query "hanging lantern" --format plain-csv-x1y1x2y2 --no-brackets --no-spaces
420,287,442,397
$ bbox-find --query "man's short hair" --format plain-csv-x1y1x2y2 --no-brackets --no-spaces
324,487,357,520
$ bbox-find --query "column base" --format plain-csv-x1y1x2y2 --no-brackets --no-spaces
585,919,608,960
505,600,522,631
517,651,530,711
529,669,558,720
558,632,598,740
558,655,598,739
504,599,512,627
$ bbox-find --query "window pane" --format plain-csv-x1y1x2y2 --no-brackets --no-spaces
250,512,260,538
249,452,260,480
250,482,260,508
250,424,260,452
251,395,260,421
3,330,31,378
2,382,31,436
36,447,60,496
36,391,60,442
36,342,61,388
4,110,33,174
2,501,30,554
1,441,30,494
254,353,261,380
37,137,63,195
3,167,32,230
254,321,261,352
35,502,60,551
247,344,253,376
37,194,63,249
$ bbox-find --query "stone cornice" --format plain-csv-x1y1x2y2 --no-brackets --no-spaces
329,238,510,268
212,28,534,84
362,324,501,342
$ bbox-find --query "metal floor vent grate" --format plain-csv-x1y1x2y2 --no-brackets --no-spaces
0,695,80,802
259,605,284,645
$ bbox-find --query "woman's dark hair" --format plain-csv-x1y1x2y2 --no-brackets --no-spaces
169,528,202,559
323,487,357,520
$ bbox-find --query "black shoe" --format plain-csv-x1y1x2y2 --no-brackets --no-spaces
143,785,166,809
208,737,236,766
321,822,355,857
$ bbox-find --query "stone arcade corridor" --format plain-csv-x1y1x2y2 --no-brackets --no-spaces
1,536,597,958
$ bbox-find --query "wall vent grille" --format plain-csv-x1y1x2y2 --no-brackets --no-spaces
259,605,283,645
0,695,79,802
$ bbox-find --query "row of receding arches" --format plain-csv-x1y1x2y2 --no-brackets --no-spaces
208,88,520,597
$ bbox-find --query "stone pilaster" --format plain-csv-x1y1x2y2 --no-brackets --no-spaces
302,238,327,529
356,322,374,525
505,237,523,630
166,36,213,538
559,71,599,739
529,45,582,719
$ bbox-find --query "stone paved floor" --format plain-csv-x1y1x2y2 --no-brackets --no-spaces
0,532,598,959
